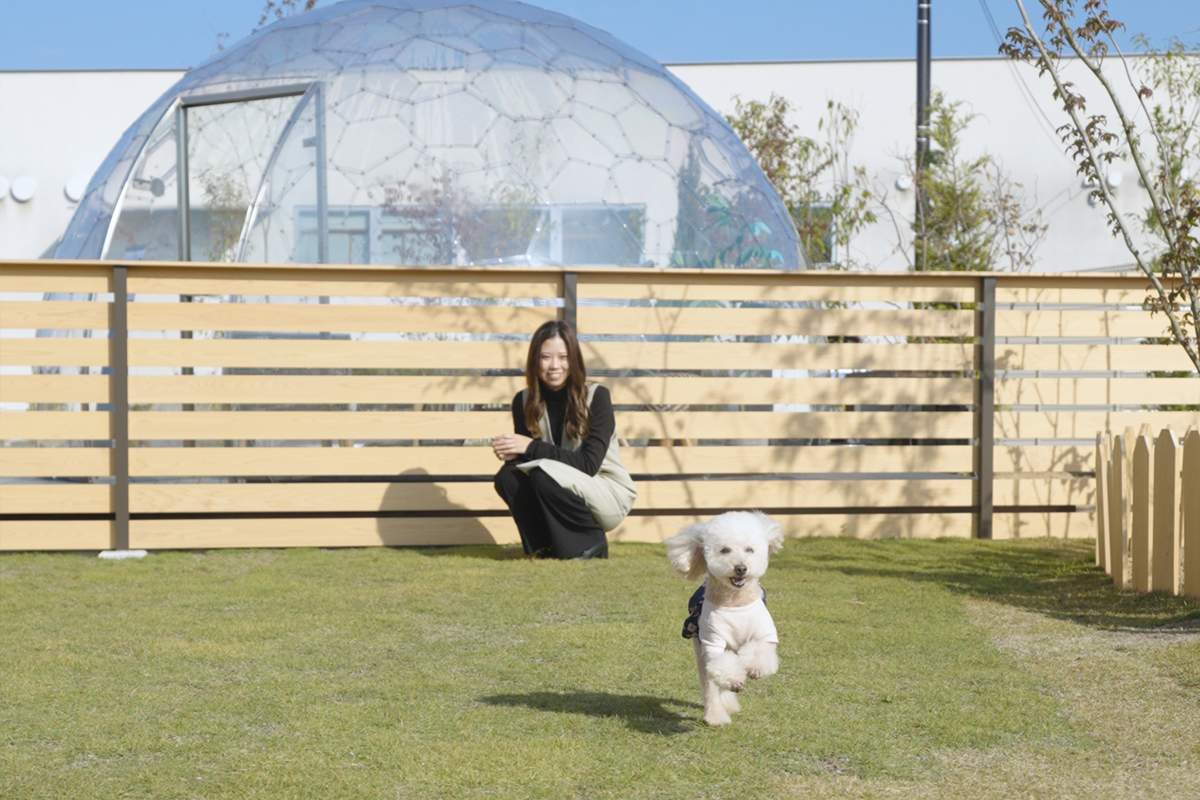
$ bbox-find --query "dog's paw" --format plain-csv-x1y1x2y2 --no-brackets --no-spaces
747,667,762,679
728,679,744,693
703,711,732,727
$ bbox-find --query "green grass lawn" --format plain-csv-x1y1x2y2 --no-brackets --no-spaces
2,537,1197,799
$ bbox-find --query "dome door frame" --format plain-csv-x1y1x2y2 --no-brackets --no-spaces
175,82,327,263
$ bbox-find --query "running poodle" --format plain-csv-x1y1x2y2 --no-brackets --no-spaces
665,511,783,726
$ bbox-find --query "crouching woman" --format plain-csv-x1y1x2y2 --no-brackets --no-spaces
492,320,636,559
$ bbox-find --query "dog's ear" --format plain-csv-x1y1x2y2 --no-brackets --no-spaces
754,511,785,554
664,523,708,581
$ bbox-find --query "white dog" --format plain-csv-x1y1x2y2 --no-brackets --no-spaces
664,511,783,726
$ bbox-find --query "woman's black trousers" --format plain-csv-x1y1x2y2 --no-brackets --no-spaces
493,462,607,559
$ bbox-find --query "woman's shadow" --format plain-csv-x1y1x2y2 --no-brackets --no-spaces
377,466,524,560
479,690,700,734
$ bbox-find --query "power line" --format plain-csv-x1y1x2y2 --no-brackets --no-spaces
977,0,1066,152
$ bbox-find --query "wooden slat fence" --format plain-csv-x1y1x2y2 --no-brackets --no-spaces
1095,427,1200,597
2,260,1198,551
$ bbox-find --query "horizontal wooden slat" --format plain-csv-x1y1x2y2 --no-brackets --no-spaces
127,267,559,298
996,344,1199,372
0,448,111,477
130,482,504,514
0,339,110,367
127,411,507,440
130,516,519,549
623,444,974,473
129,478,973,515
996,377,1200,406
0,519,113,551
1,411,111,440
0,512,1086,550
0,371,976,408
994,510,1093,539
126,444,975,477
606,377,976,406
120,339,977,372
129,446,497,476
122,409,974,441
578,274,978,303
0,375,111,404
124,375,520,405
119,375,976,406
997,309,1176,339
578,307,975,337
995,411,1200,439
0,265,111,293
0,301,110,330
127,339,527,369
127,513,980,548
995,477,1094,506
617,410,974,440
996,286,1155,304
0,483,111,513
584,341,974,371
995,445,1094,473
126,302,555,333
611,513,976,541
630,479,973,510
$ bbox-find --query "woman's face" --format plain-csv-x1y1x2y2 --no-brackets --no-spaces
538,336,570,390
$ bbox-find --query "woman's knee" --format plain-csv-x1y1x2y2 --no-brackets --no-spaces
526,467,559,496
493,462,525,501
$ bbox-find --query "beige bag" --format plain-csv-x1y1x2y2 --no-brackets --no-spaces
515,383,637,532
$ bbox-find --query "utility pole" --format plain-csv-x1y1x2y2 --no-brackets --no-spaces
915,0,931,271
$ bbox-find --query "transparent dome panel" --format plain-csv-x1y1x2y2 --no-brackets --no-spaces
59,0,804,269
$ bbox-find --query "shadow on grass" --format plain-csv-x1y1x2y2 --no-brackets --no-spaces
403,544,529,561
803,538,1200,631
480,691,700,734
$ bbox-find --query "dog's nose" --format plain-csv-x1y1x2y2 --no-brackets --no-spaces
734,564,747,577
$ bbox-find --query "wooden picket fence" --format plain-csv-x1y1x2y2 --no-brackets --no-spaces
1096,427,1200,598
2,259,1199,551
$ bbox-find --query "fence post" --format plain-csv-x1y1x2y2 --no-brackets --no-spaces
1108,435,1129,588
111,265,130,551
1095,431,1110,572
561,271,577,332
1183,429,1200,600
975,275,995,540
1131,433,1152,592
1152,428,1180,595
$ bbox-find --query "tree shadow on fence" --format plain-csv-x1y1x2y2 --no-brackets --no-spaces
479,690,700,735
800,537,1200,631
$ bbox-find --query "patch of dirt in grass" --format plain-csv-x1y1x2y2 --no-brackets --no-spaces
948,599,1200,797
765,597,1200,800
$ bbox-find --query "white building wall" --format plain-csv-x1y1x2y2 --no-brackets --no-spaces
0,70,185,259
670,57,1156,272
0,59,1164,270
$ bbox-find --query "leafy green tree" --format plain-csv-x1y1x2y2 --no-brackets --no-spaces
1003,0,1200,372
725,94,875,267
908,92,1048,272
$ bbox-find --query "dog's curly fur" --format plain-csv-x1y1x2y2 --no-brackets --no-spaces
664,511,783,726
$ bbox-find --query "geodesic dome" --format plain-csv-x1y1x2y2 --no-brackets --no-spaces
56,0,804,269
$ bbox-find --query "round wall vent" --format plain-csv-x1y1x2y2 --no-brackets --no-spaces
65,175,89,203
11,176,37,203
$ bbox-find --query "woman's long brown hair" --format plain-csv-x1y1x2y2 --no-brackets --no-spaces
524,320,590,443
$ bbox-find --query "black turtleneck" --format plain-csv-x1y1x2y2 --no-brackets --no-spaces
510,383,616,477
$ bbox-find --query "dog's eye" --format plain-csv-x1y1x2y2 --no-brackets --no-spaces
745,548,754,554
720,547,731,554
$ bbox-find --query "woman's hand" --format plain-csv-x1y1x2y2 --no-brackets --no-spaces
491,433,533,461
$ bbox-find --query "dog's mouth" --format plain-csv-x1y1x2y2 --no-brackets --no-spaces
729,576,746,588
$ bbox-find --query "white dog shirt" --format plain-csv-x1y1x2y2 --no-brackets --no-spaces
698,596,779,657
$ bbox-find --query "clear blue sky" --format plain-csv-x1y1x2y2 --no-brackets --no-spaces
0,0,1195,70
